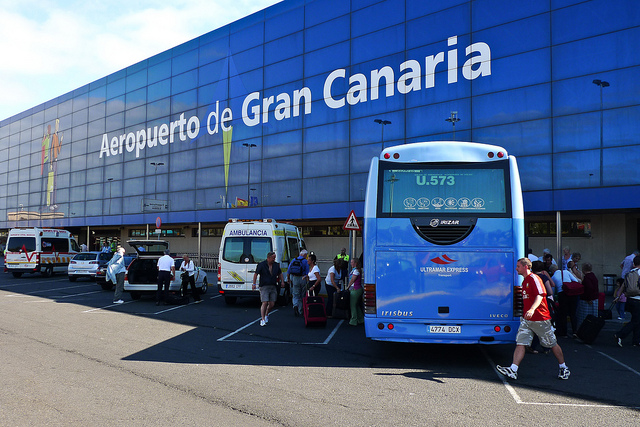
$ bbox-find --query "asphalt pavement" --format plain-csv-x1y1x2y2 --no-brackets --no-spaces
0,269,638,426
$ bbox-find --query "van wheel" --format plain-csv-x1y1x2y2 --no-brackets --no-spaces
200,278,208,294
42,266,53,277
224,296,237,305
12,272,22,278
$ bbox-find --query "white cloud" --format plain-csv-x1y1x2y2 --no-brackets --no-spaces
0,0,279,121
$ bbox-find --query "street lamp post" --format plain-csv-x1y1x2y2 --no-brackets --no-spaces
374,119,391,142
149,162,165,197
107,178,113,215
446,111,460,141
593,79,609,187
242,143,257,204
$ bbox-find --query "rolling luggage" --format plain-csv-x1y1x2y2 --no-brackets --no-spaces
331,289,350,319
303,291,327,327
599,302,614,320
576,314,605,344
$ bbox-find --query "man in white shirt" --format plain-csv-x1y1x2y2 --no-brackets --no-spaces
552,265,581,338
620,250,639,279
615,256,640,347
179,254,201,303
156,249,175,305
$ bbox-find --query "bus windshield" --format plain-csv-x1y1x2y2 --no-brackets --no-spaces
379,162,509,216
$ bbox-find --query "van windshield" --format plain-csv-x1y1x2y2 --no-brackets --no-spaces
7,237,36,252
222,237,272,264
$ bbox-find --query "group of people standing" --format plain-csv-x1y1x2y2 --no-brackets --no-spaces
614,251,640,347
526,247,599,340
497,246,640,382
105,247,201,306
251,248,364,327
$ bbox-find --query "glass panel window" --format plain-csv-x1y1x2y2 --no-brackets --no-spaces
527,220,591,237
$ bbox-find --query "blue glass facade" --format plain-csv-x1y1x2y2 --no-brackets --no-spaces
1,0,639,230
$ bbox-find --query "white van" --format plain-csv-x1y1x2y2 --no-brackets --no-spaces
4,227,80,278
218,219,305,305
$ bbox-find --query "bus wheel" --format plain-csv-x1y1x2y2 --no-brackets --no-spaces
12,272,22,278
224,296,237,305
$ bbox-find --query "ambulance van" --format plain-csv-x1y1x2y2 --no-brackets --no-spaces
218,219,305,305
4,227,80,277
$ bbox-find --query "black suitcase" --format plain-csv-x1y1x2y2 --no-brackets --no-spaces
164,292,189,305
599,302,614,320
576,314,605,344
331,290,350,319
334,289,350,310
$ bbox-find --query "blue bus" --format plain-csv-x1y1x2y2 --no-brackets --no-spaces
363,141,524,344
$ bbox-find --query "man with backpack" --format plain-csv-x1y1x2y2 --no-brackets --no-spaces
615,255,640,347
287,249,309,317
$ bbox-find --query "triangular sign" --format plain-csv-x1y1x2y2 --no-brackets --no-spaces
343,210,360,231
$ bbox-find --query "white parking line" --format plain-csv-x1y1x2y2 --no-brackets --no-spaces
1,277,69,287
83,300,137,312
218,310,343,345
5,283,96,296
595,348,640,377
218,310,279,341
55,290,103,299
481,347,634,408
322,320,344,344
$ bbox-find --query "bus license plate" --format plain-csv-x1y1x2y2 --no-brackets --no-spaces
429,325,461,334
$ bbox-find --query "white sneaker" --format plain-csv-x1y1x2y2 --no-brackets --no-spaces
113,300,124,304
265,315,269,324
496,365,517,380
260,320,266,326
558,366,571,380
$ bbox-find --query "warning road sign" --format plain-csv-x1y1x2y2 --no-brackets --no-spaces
343,210,360,231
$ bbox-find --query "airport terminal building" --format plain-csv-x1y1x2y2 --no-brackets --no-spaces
1,0,639,277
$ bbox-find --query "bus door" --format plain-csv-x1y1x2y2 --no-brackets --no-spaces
374,249,515,320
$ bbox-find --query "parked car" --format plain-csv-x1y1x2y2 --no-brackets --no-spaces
96,253,136,290
67,252,113,282
123,240,208,300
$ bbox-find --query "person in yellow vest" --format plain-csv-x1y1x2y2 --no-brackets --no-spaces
336,248,349,286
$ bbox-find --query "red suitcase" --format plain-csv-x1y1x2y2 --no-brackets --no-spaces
303,291,327,327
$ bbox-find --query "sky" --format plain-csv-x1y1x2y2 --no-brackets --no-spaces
0,0,280,121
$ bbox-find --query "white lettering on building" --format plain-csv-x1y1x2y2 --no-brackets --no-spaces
98,36,491,160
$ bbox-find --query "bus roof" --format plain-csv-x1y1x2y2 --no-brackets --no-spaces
379,141,508,163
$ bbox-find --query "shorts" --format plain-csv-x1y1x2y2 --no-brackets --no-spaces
516,318,558,348
259,285,278,302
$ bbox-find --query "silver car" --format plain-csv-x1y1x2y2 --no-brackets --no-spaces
123,240,208,300
67,252,113,282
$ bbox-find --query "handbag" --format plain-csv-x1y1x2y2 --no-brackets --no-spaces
563,281,584,296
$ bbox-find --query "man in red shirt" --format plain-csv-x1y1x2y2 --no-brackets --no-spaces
497,258,571,380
